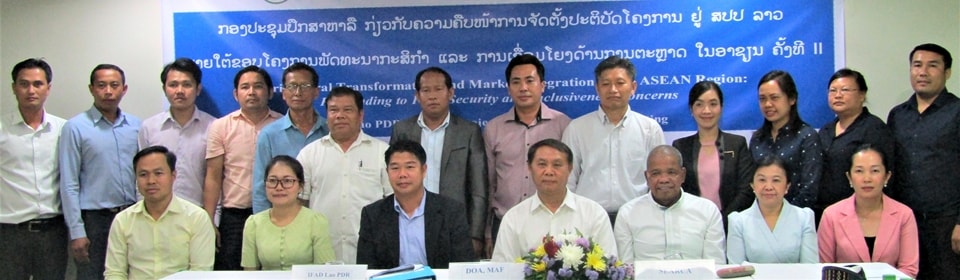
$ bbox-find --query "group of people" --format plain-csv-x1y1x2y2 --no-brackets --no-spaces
0,42,956,280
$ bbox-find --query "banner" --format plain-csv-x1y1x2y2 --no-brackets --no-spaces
163,0,841,139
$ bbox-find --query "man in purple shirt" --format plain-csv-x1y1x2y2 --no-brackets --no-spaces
484,54,570,251
138,58,215,206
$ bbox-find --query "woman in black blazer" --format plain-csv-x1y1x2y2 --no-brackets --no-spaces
672,81,755,221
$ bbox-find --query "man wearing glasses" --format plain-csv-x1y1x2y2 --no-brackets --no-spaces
251,62,328,214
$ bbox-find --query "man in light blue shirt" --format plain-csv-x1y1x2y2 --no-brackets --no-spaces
251,62,328,213
59,64,141,280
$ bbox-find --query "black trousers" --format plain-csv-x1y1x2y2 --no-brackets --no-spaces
916,212,960,280
76,208,125,280
0,216,69,280
214,207,252,270
607,211,618,228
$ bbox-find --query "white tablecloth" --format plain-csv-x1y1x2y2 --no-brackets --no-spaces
162,262,909,279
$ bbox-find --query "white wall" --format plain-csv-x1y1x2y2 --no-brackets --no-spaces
2,0,959,121
0,0,163,119
844,0,960,117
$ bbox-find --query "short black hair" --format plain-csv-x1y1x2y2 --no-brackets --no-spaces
828,68,868,93
282,62,318,86
527,139,573,166
415,67,453,91
325,86,364,111
753,70,805,139
161,58,202,85
384,139,427,166
90,64,126,85
266,155,305,184
11,58,52,83
910,43,953,69
505,54,545,82
850,143,889,172
594,55,636,82
688,80,724,108
134,145,177,171
755,155,789,183
233,65,273,90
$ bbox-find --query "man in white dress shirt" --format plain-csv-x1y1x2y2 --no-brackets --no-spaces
0,58,68,280
297,86,392,264
614,145,725,264
563,55,665,225
491,139,616,262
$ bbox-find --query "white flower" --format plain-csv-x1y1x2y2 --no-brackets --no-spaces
557,244,585,270
556,233,578,244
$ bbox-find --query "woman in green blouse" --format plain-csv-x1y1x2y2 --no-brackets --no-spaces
242,155,335,270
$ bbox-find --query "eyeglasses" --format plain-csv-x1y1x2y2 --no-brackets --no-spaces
283,83,314,92
266,178,299,189
828,88,859,95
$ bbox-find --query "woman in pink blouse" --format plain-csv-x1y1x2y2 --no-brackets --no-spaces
818,144,919,277
673,81,755,222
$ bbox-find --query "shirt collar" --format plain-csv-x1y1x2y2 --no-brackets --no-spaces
229,109,281,124
910,89,957,110
416,111,451,131
130,197,183,220
281,110,327,133
87,106,127,126
652,191,686,210
847,107,873,127
393,191,428,219
162,107,202,127
4,109,53,130
531,188,578,213
596,105,632,126
510,105,543,126
321,130,374,146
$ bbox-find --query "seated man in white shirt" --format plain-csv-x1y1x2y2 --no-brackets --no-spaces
614,145,725,264
491,139,616,262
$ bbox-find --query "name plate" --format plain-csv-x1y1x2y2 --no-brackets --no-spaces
634,259,716,279
448,262,524,279
292,264,368,280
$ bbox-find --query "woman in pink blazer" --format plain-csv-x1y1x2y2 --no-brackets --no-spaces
817,144,919,277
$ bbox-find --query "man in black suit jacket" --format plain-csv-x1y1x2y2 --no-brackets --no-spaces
356,140,477,269
389,67,487,257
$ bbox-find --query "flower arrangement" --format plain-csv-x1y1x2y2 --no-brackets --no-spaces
518,231,633,280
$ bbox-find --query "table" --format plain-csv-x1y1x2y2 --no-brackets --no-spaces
724,262,910,279
163,262,909,279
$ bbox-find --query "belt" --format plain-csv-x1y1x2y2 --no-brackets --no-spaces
0,215,64,233
82,204,133,214
221,207,253,214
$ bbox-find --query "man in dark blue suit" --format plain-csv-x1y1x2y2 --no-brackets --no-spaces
356,140,477,269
